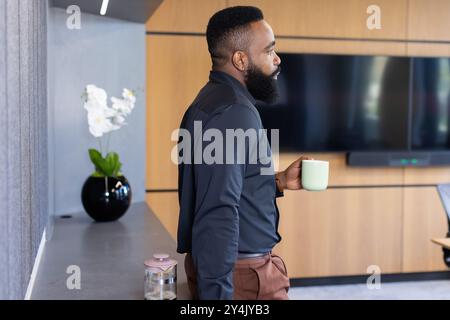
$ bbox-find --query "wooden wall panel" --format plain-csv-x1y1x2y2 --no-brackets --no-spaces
146,187,404,278
407,43,450,57
407,1,450,57
278,153,404,187
146,0,226,32
402,187,448,272
146,2,410,191
276,38,407,56
145,0,450,278
273,188,403,278
146,35,211,190
404,167,450,185
146,36,407,191
146,192,179,240
229,0,407,39
408,0,450,41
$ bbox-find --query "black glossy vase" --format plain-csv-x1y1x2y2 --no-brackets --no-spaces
81,175,132,222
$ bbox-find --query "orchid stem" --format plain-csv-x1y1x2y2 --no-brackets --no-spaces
104,176,108,193
99,138,103,156
106,132,111,155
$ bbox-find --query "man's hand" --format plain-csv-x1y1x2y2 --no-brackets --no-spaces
275,156,314,192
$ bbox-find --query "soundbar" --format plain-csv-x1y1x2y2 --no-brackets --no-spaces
347,152,450,167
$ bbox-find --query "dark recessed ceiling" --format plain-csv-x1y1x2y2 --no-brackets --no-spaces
51,0,163,23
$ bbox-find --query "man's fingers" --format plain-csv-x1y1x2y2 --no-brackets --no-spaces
291,156,315,169
297,156,314,162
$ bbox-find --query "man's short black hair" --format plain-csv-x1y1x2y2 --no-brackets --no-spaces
206,6,264,67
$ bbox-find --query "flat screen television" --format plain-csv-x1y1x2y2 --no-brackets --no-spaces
412,57,450,151
256,53,411,152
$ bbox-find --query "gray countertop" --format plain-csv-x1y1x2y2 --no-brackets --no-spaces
31,202,191,300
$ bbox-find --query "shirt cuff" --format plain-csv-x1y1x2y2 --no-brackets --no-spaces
276,189,284,198
275,175,284,198
275,186,284,198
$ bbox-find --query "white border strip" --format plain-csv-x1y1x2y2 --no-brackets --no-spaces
25,229,47,300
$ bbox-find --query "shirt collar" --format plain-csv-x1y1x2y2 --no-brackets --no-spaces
209,70,256,105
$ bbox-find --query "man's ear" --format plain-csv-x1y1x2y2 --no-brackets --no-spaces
231,51,248,72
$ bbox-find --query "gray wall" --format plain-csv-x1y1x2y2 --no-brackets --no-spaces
48,7,146,217
0,0,48,299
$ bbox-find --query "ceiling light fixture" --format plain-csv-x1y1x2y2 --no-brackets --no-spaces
100,0,109,15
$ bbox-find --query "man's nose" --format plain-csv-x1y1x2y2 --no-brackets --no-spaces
274,52,281,66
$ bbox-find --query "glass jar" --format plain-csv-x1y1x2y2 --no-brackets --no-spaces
144,253,177,300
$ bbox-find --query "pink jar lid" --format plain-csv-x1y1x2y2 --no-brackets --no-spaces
144,253,177,271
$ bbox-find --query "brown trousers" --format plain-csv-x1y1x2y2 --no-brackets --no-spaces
184,253,290,300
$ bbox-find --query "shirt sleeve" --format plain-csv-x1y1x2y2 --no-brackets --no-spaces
191,103,260,300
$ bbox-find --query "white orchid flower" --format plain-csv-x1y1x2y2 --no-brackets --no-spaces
84,100,107,113
122,88,136,105
111,97,132,116
87,109,114,137
111,114,127,131
86,84,107,106
83,85,136,137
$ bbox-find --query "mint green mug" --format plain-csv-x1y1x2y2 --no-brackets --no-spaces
301,160,329,191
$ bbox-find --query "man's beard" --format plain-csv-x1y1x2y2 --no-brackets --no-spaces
245,63,281,104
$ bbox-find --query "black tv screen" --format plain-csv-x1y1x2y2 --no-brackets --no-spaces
412,57,450,150
256,53,411,152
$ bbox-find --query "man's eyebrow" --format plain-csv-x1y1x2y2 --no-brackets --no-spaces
264,41,276,50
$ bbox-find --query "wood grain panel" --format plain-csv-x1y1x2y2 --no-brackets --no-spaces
228,0,407,39
145,192,179,240
144,0,450,279
408,0,450,41
402,187,449,272
278,153,404,186
276,37,407,56
146,35,211,190
146,35,407,190
404,167,450,185
407,0,450,57
407,42,450,57
432,238,450,250
146,188,405,278
146,0,226,32
273,188,403,277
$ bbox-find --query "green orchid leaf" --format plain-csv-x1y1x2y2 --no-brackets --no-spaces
88,149,123,178
89,149,108,176
89,149,102,166
114,161,122,177
104,152,117,177
109,152,122,177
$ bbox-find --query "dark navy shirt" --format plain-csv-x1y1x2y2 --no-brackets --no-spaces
176,70,283,300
